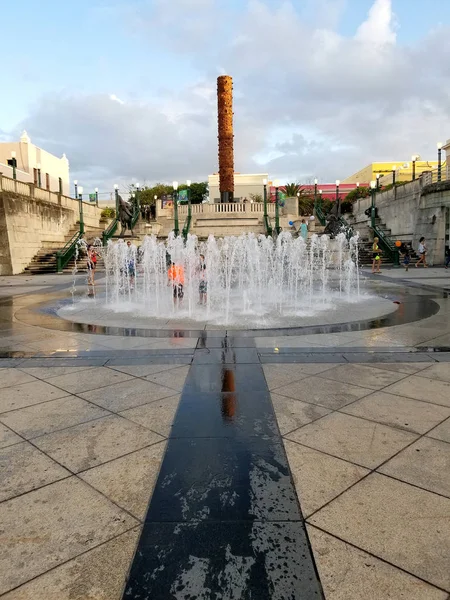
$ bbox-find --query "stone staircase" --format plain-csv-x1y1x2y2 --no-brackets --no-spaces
24,225,105,274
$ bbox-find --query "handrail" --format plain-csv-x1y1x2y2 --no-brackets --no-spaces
182,214,192,240
315,202,327,226
371,223,400,267
264,214,273,236
102,218,118,245
55,231,82,273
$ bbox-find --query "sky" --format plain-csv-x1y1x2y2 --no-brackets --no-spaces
2,0,450,193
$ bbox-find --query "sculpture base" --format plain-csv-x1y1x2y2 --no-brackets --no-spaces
220,191,234,203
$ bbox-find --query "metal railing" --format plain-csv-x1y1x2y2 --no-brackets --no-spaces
422,163,449,186
56,231,83,273
182,214,192,240
263,214,273,236
102,218,119,245
315,202,327,226
370,223,400,267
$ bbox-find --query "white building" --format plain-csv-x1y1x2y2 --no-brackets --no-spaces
0,131,70,196
208,173,270,202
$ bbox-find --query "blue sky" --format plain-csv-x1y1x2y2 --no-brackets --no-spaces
2,0,450,187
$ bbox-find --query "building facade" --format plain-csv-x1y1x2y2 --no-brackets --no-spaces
0,131,70,196
208,173,269,202
342,161,439,185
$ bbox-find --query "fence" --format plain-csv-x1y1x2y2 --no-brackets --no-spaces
177,202,276,216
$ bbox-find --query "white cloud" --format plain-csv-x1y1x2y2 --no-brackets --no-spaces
10,0,450,188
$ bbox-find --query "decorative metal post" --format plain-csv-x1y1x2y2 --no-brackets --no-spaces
11,151,17,180
217,75,235,203
74,180,78,199
370,181,376,229
187,179,192,223
173,181,179,237
78,186,85,235
274,180,281,235
392,166,396,187
114,184,119,217
58,178,63,194
376,173,380,191
437,143,443,182
95,187,99,206
135,183,140,214
336,180,340,217
263,178,268,218
411,155,417,181
314,178,318,213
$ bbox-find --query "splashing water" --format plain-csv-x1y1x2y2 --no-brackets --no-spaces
103,232,360,327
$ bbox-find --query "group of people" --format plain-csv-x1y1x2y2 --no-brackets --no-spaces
140,204,156,222
167,254,207,305
372,236,439,274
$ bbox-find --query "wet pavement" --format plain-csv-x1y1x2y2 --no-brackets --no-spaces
0,271,450,599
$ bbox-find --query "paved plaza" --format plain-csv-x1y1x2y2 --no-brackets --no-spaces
0,269,449,599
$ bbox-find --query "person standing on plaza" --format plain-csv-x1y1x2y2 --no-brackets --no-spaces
372,237,382,274
300,219,308,242
416,237,428,268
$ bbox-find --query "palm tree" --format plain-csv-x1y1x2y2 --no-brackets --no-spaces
284,182,301,197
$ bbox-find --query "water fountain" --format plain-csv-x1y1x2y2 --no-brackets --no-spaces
98,231,363,329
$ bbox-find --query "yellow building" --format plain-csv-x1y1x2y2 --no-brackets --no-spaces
342,160,438,185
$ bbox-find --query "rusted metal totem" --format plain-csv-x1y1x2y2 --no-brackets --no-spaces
217,75,235,203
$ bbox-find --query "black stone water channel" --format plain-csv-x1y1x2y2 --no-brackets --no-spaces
122,337,324,599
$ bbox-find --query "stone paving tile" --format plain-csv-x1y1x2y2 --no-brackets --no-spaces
0,368,36,388
0,477,137,596
286,412,418,469
383,375,450,407
18,365,96,380
309,473,450,591
120,395,180,437
284,440,369,517
427,417,450,443
341,391,450,434
144,365,189,391
271,394,331,435
45,367,133,395
416,362,450,383
0,380,70,414
33,415,165,472
262,363,339,390
274,376,371,410
355,361,435,374
106,362,182,378
318,364,406,390
0,396,109,439
307,525,447,600
80,442,166,521
0,442,70,502
1,528,140,600
78,378,177,412
0,423,22,448
379,437,450,498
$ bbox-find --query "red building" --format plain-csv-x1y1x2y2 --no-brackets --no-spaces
269,183,368,201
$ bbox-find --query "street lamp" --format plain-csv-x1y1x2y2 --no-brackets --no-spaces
37,163,42,188
263,178,268,224
437,142,443,182
411,155,418,181
74,180,78,199
78,186,84,235
356,182,359,188
370,180,376,228
392,165,397,187
11,151,17,180
94,187,99,206
274,179,281,234
173,181,179,237
114,184,119,216
186,179,192,224
376,173,380,190
314,178,318,213
335,180,340,217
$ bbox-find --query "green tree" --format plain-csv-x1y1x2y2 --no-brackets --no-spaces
189,182,208,204
345,186,370,203
284,182,301,197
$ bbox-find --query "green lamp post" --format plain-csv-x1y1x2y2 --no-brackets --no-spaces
78,186,85,235
173,181,179,237
274,179,281,235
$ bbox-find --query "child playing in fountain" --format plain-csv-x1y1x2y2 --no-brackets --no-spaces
197,254,207,305
168,262,185,304
401,243,411,272
372,237,382,274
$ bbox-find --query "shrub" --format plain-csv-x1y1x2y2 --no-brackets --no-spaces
101,207,116,219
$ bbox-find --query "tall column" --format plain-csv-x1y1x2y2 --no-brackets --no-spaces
217,75,234,203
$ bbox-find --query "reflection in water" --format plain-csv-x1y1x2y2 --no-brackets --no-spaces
221,339,237,422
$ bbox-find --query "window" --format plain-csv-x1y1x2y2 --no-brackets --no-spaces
46,173,50,190
33,168,38,185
